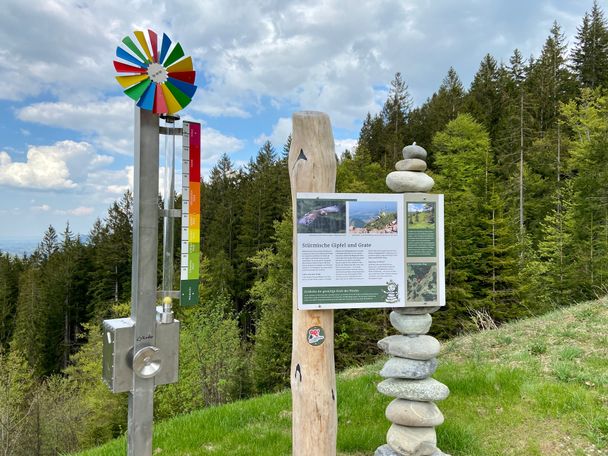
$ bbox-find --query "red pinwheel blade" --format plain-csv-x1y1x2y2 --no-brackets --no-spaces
168,71,196,84
153,84,168,114
148,29,158,63
114,61,147,74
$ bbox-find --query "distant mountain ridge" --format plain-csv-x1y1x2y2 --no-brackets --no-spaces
0,235,90,256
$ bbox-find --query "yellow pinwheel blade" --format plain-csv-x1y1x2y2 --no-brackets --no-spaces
115,74,149,88
166,57,193,73
134,31,153,63
160,83,183,114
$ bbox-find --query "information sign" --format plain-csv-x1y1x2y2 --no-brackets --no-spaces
296,192,445,309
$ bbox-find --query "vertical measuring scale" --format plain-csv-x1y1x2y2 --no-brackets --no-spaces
180,121,201,305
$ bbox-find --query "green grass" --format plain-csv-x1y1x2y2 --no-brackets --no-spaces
79,298,608,455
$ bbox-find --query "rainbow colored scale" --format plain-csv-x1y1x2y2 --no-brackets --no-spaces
113,29,197,115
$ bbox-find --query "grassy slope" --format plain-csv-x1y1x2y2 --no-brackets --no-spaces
80,298,608,456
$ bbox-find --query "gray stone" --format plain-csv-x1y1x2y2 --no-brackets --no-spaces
380,357,438,379
430,451,451,456
378,335,440,360
390,312,432,335
386,171,434,193
394,306,440,315
375,444,401,456
402,143,428,160
387,424,437,456
385,398,444,427
396,158,427,172
377,377,450,401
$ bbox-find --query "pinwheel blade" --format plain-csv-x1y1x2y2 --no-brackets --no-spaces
148,29,158,62
116,47,147,68
137,82,156,110
168,70,196,84
124,79,152,101
167,77,197,98
160,83,183,114
163,43,185,68
153,83,168,114
114,61,147,74
165,80,192,109
159,33,172,64
116,74,149,88
121,37,149,65
166,57,193,74
134,31,153,63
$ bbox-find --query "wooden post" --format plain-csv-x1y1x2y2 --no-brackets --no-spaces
289,111,337,456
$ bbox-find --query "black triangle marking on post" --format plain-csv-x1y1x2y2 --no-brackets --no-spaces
295,363,302,382
297,149,307,161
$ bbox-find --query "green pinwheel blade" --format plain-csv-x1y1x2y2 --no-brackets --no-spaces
162,42,184,67
165,80,192,109
124,78,152,101
122,36,150,64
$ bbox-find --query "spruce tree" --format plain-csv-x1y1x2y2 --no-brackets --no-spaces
571,1,608,89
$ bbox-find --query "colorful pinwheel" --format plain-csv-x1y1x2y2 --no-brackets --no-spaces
113,30,197,114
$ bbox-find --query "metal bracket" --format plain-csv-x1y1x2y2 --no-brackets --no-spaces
159,126,183,136
161,209,181,218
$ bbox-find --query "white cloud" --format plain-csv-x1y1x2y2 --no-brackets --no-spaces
335,138,358,156
32,204,50,212
55,206,94,216
87,165,133,202
256,117,292,148
0,141,113,190
17,98,133,155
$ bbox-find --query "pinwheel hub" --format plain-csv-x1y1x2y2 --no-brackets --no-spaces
147,63,168,84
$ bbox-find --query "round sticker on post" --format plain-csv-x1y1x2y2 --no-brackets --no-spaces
307,326,325,346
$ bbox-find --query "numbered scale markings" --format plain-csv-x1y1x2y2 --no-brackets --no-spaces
180,121,201,306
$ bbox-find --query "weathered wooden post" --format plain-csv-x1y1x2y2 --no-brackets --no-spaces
288,111,338,456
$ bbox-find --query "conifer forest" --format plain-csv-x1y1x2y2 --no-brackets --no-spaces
3,4,608,454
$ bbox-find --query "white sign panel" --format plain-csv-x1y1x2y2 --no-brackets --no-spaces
296,192,445,310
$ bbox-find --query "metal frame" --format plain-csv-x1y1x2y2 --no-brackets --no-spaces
128,108,160,455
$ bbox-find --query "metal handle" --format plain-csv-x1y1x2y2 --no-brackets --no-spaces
132,346,162,378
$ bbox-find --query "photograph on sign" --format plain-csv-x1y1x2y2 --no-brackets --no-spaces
348,201,398,235
403,193,446,308
407,262,438,302
296,192,405,310
297,199,347,233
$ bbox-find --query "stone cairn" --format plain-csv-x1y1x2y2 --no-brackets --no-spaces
375,143,450,456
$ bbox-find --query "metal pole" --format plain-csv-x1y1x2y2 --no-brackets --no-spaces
162,117,177,294
128,108,159,456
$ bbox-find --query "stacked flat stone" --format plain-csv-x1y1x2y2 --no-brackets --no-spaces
376,143,450,456
385,143,434,193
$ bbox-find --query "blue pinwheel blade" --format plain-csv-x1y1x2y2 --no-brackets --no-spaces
159,33,172,65
116,47,148,68
167,77,197,98
137,82,156,110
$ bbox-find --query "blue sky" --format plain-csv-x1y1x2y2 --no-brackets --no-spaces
0,0,593,240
